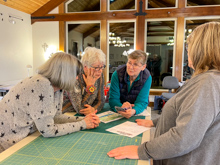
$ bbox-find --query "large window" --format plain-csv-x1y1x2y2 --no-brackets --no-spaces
108,21,135,80
146,20,176,89
66,22,100,59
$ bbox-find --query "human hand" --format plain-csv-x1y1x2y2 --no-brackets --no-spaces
83,68,99,86
121,102,134,109
118,109,136,119
136,119,154,127
84,110,100,129
107,145,139,159
80,104,95,115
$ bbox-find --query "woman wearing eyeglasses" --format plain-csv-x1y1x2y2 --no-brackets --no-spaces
63,47,106,115
109,50,152,119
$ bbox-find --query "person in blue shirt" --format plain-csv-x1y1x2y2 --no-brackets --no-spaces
109,50,152,119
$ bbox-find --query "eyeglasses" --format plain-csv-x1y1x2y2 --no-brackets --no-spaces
126,61,143,69
90,65,106,71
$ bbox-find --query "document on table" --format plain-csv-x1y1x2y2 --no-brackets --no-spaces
106,121,151,138
97,111,123,123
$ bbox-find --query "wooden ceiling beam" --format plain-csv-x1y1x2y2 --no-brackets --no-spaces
83,26,100,39
148,0,167,8
31,0,68,16
123,1,135,9
189,0,220,5
31,5,220,22
68,24,80,32
31,11,136,22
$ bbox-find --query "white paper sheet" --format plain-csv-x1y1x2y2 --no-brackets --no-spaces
106,121,151,138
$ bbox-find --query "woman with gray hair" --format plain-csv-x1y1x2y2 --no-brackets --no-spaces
0,52,100,153
63,47,106,115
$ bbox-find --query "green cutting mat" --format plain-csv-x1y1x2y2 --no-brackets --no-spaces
0,131,141,165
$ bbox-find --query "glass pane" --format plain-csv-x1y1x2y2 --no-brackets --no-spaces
146,20,175,89
183,18,220,81
67,22,100,59
109,22,135,80
147,0,176,8
187,0,220,6
66,0,100,13
109,0,135,10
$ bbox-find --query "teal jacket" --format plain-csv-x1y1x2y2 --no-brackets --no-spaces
109,70,152,114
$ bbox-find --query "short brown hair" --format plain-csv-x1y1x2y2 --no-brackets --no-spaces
127,50,147,65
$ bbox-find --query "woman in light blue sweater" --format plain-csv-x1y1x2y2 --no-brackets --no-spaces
108,22,220,165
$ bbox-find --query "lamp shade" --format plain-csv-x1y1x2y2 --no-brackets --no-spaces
26,65,32,69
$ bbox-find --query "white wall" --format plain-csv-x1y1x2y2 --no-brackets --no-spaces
32,8,59,74
32,22,59,73
0,4,33,84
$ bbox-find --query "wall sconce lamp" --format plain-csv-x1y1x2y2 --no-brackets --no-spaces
43,44,57,60
8,14,23,24
26,65,32,77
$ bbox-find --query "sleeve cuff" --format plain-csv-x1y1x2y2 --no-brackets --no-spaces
152,118,159,127
81,119,87,130
138,142,151,160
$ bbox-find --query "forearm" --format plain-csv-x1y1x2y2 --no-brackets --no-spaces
54,114,84,123
35,116,87,137
152,118,159,126
133,102,147,115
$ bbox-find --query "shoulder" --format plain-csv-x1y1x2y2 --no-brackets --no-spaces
191,70,220,86
30,74,51,86
111,71,119,81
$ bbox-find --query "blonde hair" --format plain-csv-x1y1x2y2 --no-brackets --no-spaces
187,22,220,77
81,47,106,67
127,50,147,65
38,52,82,91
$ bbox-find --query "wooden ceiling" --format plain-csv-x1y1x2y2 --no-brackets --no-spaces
0,0,50,14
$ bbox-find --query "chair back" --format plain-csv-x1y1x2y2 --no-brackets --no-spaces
162,76,179,93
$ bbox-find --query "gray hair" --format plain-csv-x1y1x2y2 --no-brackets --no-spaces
38,52,82,91
127,50,147,65
81,47,106,67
